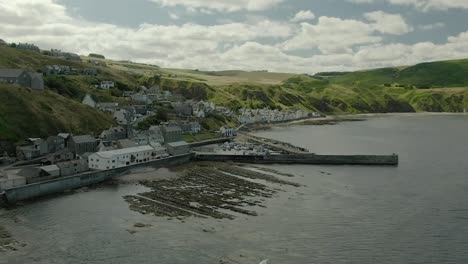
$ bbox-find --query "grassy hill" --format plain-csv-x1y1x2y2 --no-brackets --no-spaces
0,84,114,142
319,59,468,89
1,44,468,146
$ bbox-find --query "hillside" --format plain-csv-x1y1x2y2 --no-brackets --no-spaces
318,59,468,89
1,44,468,146
0,84,114,142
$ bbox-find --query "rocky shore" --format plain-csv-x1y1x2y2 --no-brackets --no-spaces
0,225,21,252
124,162,300,220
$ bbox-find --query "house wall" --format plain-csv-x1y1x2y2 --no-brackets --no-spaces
68,140,97,155
166,144,190,156
58,161,89,177
89,148,154,171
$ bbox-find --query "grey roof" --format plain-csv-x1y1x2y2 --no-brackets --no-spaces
71,135,96,144
40,165,60,173
0,39,6,44
117,139,139,149
57,160,88,169
58,133,71,139
0,69,25,78
164,126,182,133
167,141,189,147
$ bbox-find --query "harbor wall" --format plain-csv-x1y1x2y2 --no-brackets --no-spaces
3,154,192,204
194,153,399,166
188,137,233,148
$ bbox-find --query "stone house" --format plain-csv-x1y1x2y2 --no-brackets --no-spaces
165,141,190,156
0,69,44,89
63,52,81,61
17,43,40,52
191,122,202,134
58,133,71,148
16,138,48,160
96,102,119,113
40,149,74,165
116,139,139,149
131,93,150,104
161,125,183,143
82,68,98,76
148,126,165,143
133,105,149,115
49,49,63,57
57,160,89,177
68,135,98,155
100,126,127,141
123,91,135,98
100,81,115,89
172,102,193,116
0,39,7,45
113,108,136,125
98,141,116,152
220,126,236,137
46,136,65,153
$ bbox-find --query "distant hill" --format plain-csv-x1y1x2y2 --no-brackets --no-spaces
1,44,467,147
316,59,468,89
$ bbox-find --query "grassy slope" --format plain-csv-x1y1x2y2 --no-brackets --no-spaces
0,84,114,142
2,44,468,144
327,59,468,88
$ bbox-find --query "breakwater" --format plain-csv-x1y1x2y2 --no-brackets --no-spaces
194,153,399,166
188,137,234,148
3,154,192,204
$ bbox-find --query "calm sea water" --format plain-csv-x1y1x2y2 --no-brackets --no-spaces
1,114,468,264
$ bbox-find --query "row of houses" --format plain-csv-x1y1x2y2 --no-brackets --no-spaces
0,69,44,89
16,134,97,160
237,108,316,124
43,65,98,76
45,49,81,61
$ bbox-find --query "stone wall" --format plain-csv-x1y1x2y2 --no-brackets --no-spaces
3,154,192,204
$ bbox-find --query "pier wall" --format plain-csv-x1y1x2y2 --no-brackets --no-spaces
188,137,233,148
194,153,399,166
3,154,192,204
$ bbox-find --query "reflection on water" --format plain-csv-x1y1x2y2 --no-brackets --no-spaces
2,114,468,264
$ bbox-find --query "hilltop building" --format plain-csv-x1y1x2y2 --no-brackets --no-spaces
0,69,44,89
100,81,115,89
17,43,40,52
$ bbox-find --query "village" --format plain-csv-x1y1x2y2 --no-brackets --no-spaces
0,41,322,194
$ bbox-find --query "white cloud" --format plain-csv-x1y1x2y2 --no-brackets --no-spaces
348,0,468,11
291,10,315,22
364,11,412,35
149,0,283,12
0,0,468,74
418,22,445,30
169,13,179,20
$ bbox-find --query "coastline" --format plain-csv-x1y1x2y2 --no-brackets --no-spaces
243,112,468,132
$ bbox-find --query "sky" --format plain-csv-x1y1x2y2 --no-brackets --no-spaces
1,0,467,74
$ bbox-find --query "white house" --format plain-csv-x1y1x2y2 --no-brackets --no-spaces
220,126,235,137
100,81,115,89
88,145,155,170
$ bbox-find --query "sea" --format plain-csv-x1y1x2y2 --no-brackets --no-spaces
1,114,468,264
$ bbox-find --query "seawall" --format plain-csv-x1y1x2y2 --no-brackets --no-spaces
188,137,234,148
194,153,399,166
3,153,192,204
